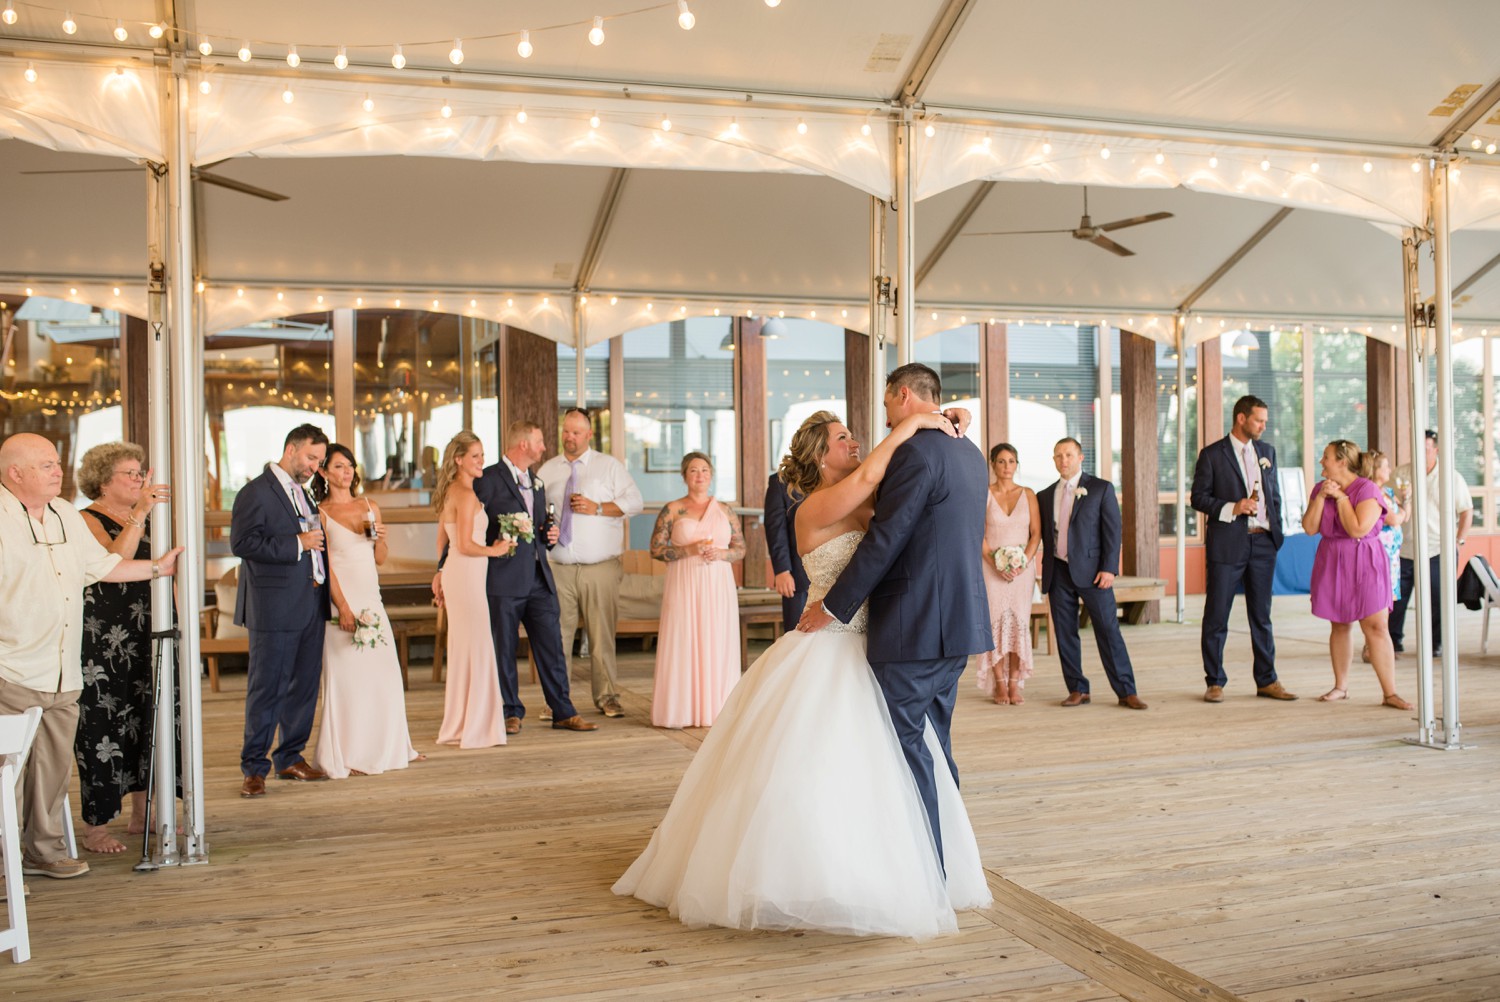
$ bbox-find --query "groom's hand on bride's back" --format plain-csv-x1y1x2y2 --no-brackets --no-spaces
796,604,834,633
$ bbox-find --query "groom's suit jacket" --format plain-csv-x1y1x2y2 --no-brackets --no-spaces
822,427,993,662
1036,472,1121,593
473,460,557,598
230,466,330,630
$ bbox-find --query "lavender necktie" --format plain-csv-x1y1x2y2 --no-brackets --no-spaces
559,459,581,547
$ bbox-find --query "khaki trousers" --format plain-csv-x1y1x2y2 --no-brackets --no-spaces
0,678,80,862
553,558,623,708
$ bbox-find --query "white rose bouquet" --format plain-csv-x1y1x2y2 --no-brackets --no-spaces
993,545,1028,574
351,609,387,651
496,511,535,550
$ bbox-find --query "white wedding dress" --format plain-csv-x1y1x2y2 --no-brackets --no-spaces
613,531,991,939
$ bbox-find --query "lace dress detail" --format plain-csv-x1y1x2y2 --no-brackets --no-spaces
802,531,868,635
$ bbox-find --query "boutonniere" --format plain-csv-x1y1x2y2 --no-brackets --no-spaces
1073,487,1089,498
533,477,544,491
1258,457,1272,470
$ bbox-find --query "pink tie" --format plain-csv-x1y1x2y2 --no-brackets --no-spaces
1057,481,1075,562
1242,445,1257,496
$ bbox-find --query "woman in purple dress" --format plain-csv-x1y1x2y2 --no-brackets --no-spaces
1303,440,1412,709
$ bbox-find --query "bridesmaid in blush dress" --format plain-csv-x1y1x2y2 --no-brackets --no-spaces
649,451,745,728
312,444,422,777
1304,439,1412,710
976,443,1041,704
433,432,516,749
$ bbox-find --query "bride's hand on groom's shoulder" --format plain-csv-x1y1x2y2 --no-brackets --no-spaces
907,410,960,437
943,407,971,436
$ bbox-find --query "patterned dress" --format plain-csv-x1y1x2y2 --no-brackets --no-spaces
1379,486,1403,602
976,488,1037,694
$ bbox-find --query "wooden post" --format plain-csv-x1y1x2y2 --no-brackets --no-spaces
501,324,560,463
1119,328,1160,623
122,314,150,450
845,327,871,445
1198,335,1223,446
982,321,1009,450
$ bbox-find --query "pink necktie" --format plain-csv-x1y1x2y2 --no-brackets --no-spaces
1057,481,1075,562
1242,444,1257,496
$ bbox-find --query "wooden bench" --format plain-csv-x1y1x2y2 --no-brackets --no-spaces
1027,578,1164,654
619,592,784,672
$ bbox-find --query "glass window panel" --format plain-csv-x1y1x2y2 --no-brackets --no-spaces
1007,323,1097,490
1445,337,1485,489
1156,341,1198,490
906,325,982,450
1221,328,1303,471
766,319,846,473
557,339,611,452
1311,331,1368,450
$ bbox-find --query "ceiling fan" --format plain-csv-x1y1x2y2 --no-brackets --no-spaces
18,160,289,201
965,186,1171,257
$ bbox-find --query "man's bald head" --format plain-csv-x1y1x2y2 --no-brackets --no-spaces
0,432,64,508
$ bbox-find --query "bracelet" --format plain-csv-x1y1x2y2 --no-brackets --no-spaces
150,561,160,580
127,512,145,527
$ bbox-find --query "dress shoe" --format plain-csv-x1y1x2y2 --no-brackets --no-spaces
1059,692,1091,707
1204,685,1224,703
538,707,553,722
275,760,328,782
240,774,266,798
1256,682,1298,701
601,697,625,718
21,854,89,879
505,716,522,735
551,715,600,731
1117,694,1149,710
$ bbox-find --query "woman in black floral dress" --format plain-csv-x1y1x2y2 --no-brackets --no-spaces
74,443,171,854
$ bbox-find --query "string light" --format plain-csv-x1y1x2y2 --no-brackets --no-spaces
198,38,213,56
199,78,211,94
113,20,128,42
149,21,166,39
677,1,695,30
1041,138,1052,154
766,0,781,6
1208,154,1218,168
282,84,294,104
860,118,871,137
362,93,374,112
1310,159,1319,173
1154,150,1165,164
1472,137,1483,150
238,40,252,61
1489,143,1498,155
391,44,406,69
334,45,348,69
660,116,672,132
62,11,76,34
589,16,606,46
1260,157,1270,171
1362,160,1373,173
286,44,300,68
924,121,936,138
441,100,453,119
1412,159,1422,172
517,29,533,58
1,3,15,26
1099,145,1111,159
515,107,527,123
589,111,601,129
449,39,464,65
797,118,808,135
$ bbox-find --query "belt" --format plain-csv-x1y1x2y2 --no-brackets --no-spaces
1248,528,1267,535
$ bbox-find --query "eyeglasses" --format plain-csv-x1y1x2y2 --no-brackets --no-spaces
26,503,67,548
113,469,147,483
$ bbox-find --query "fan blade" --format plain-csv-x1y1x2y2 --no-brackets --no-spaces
194,170,289,201
1098,211,1173,232
1090,234,1134,257
963,228,1075,237
19,168,141,175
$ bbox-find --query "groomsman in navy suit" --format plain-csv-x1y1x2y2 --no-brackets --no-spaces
763,472,809,634
1037,437,1147,709
1190,395,1297,702
231,424,333,796
475,421,597,735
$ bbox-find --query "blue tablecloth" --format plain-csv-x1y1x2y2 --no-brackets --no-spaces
1272,533,1319,595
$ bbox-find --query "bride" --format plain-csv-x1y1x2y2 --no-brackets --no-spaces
613,409,992,940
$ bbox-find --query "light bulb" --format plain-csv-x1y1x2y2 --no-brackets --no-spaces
1100,145,1111,159
23,62,36,83
441,101,452,119
1208,155,1218,168
660,116,672,132
589,111,600,129
982,134,992,148
1310,159,1319,173
589,16,605,46
860,120,871,137
449,39,463,65
677,1,695,29
1260,157,1270,171
517,29,533,58
1,3,15,26
149,21,166,39
516,107,527,123
766,0,781,6
238,41,252,62
62,12,76,34
361,93,374,112
1362,160,1372,173
1154,150,1164,165
286,44,300,68
282,84,294,104
391,44,405,69
198,39,213,56
113,20,128,42
924,122,936,138
334,45,348,69
1472,137,1483,150
1042,139,1052,154
1411,159,1422,172
199,78,211,94
797,118,807,135
1489,143,1498,155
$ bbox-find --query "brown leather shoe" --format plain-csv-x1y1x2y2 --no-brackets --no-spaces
551,715,600,731
275,760,328,782
1204,685,1225,703
1059,692,1091,707
601,698,624,718
1256,682,1298,701
505,716,522,735
1118,694,1149,710
240,774,266,798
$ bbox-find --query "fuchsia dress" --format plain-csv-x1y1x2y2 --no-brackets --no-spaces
1309,477,1393,623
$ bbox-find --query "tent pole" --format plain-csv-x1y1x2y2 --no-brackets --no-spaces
1431,161,1464,749
893,113,915,366
1401,229,1437,746
168,55,211,855
869,195,889,445
573,295,587,408
1175,313,1188,624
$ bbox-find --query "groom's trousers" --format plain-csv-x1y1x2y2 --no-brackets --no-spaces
869,655,967,869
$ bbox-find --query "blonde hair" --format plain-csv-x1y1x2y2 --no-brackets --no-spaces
506,420,541,447
432,431,481,517
1361,449,1389,480
77,441,145,500
1326,439,1364,475
777,410,841,500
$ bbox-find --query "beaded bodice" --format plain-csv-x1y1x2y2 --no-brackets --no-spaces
802,530,868,635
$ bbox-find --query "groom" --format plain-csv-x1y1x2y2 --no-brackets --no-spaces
797,363,992,865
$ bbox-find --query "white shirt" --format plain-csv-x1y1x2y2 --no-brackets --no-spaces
538,448,645,565
1396,462,1473,558
0,487,121,692
1217,433,1271,531
269,462,312,558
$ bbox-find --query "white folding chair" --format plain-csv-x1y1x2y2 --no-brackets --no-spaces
0,706,43,964
1471,555,1500,655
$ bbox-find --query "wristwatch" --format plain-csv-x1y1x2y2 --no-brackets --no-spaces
595,501,602,515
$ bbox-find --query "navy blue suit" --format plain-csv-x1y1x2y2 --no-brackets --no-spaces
472,460,578,722
1037,474,1139,699
763,473,809,633
1191,435,1284,688
822,428,993,865
230,466,331,778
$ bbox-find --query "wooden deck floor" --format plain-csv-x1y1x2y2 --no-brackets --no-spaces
7,596,1500,1000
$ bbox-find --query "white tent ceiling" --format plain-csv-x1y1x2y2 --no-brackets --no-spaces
4,0,1500,344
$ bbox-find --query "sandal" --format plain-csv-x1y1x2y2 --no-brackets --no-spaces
1317,687,1348,702
1382,693,1414,711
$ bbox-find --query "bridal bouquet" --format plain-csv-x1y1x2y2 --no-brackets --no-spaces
993,545,1028,574
351,609,387,651
496,511,535,546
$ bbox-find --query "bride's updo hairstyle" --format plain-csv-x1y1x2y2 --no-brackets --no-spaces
778,410,841,500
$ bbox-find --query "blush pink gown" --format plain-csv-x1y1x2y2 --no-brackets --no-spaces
976,489,1037,696
651,501,741,728
436,512,507,749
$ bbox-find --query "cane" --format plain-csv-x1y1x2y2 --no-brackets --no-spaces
133,626,175,872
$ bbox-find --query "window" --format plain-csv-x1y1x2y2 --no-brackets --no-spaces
767,319,846,471
1222,328,1303,472
557,339,611,452
1311,331,1368,449
1157,341,1199,539
1008,323,1098,491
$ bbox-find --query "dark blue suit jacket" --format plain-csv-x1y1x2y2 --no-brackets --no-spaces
473,460,556,598
822,429,993,662
230,466,330,630
763,473,808,593
1037,473,1121,593
1190,435,1284,563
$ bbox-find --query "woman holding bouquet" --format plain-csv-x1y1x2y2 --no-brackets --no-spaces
977,443,1040,704
311,444,422,777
